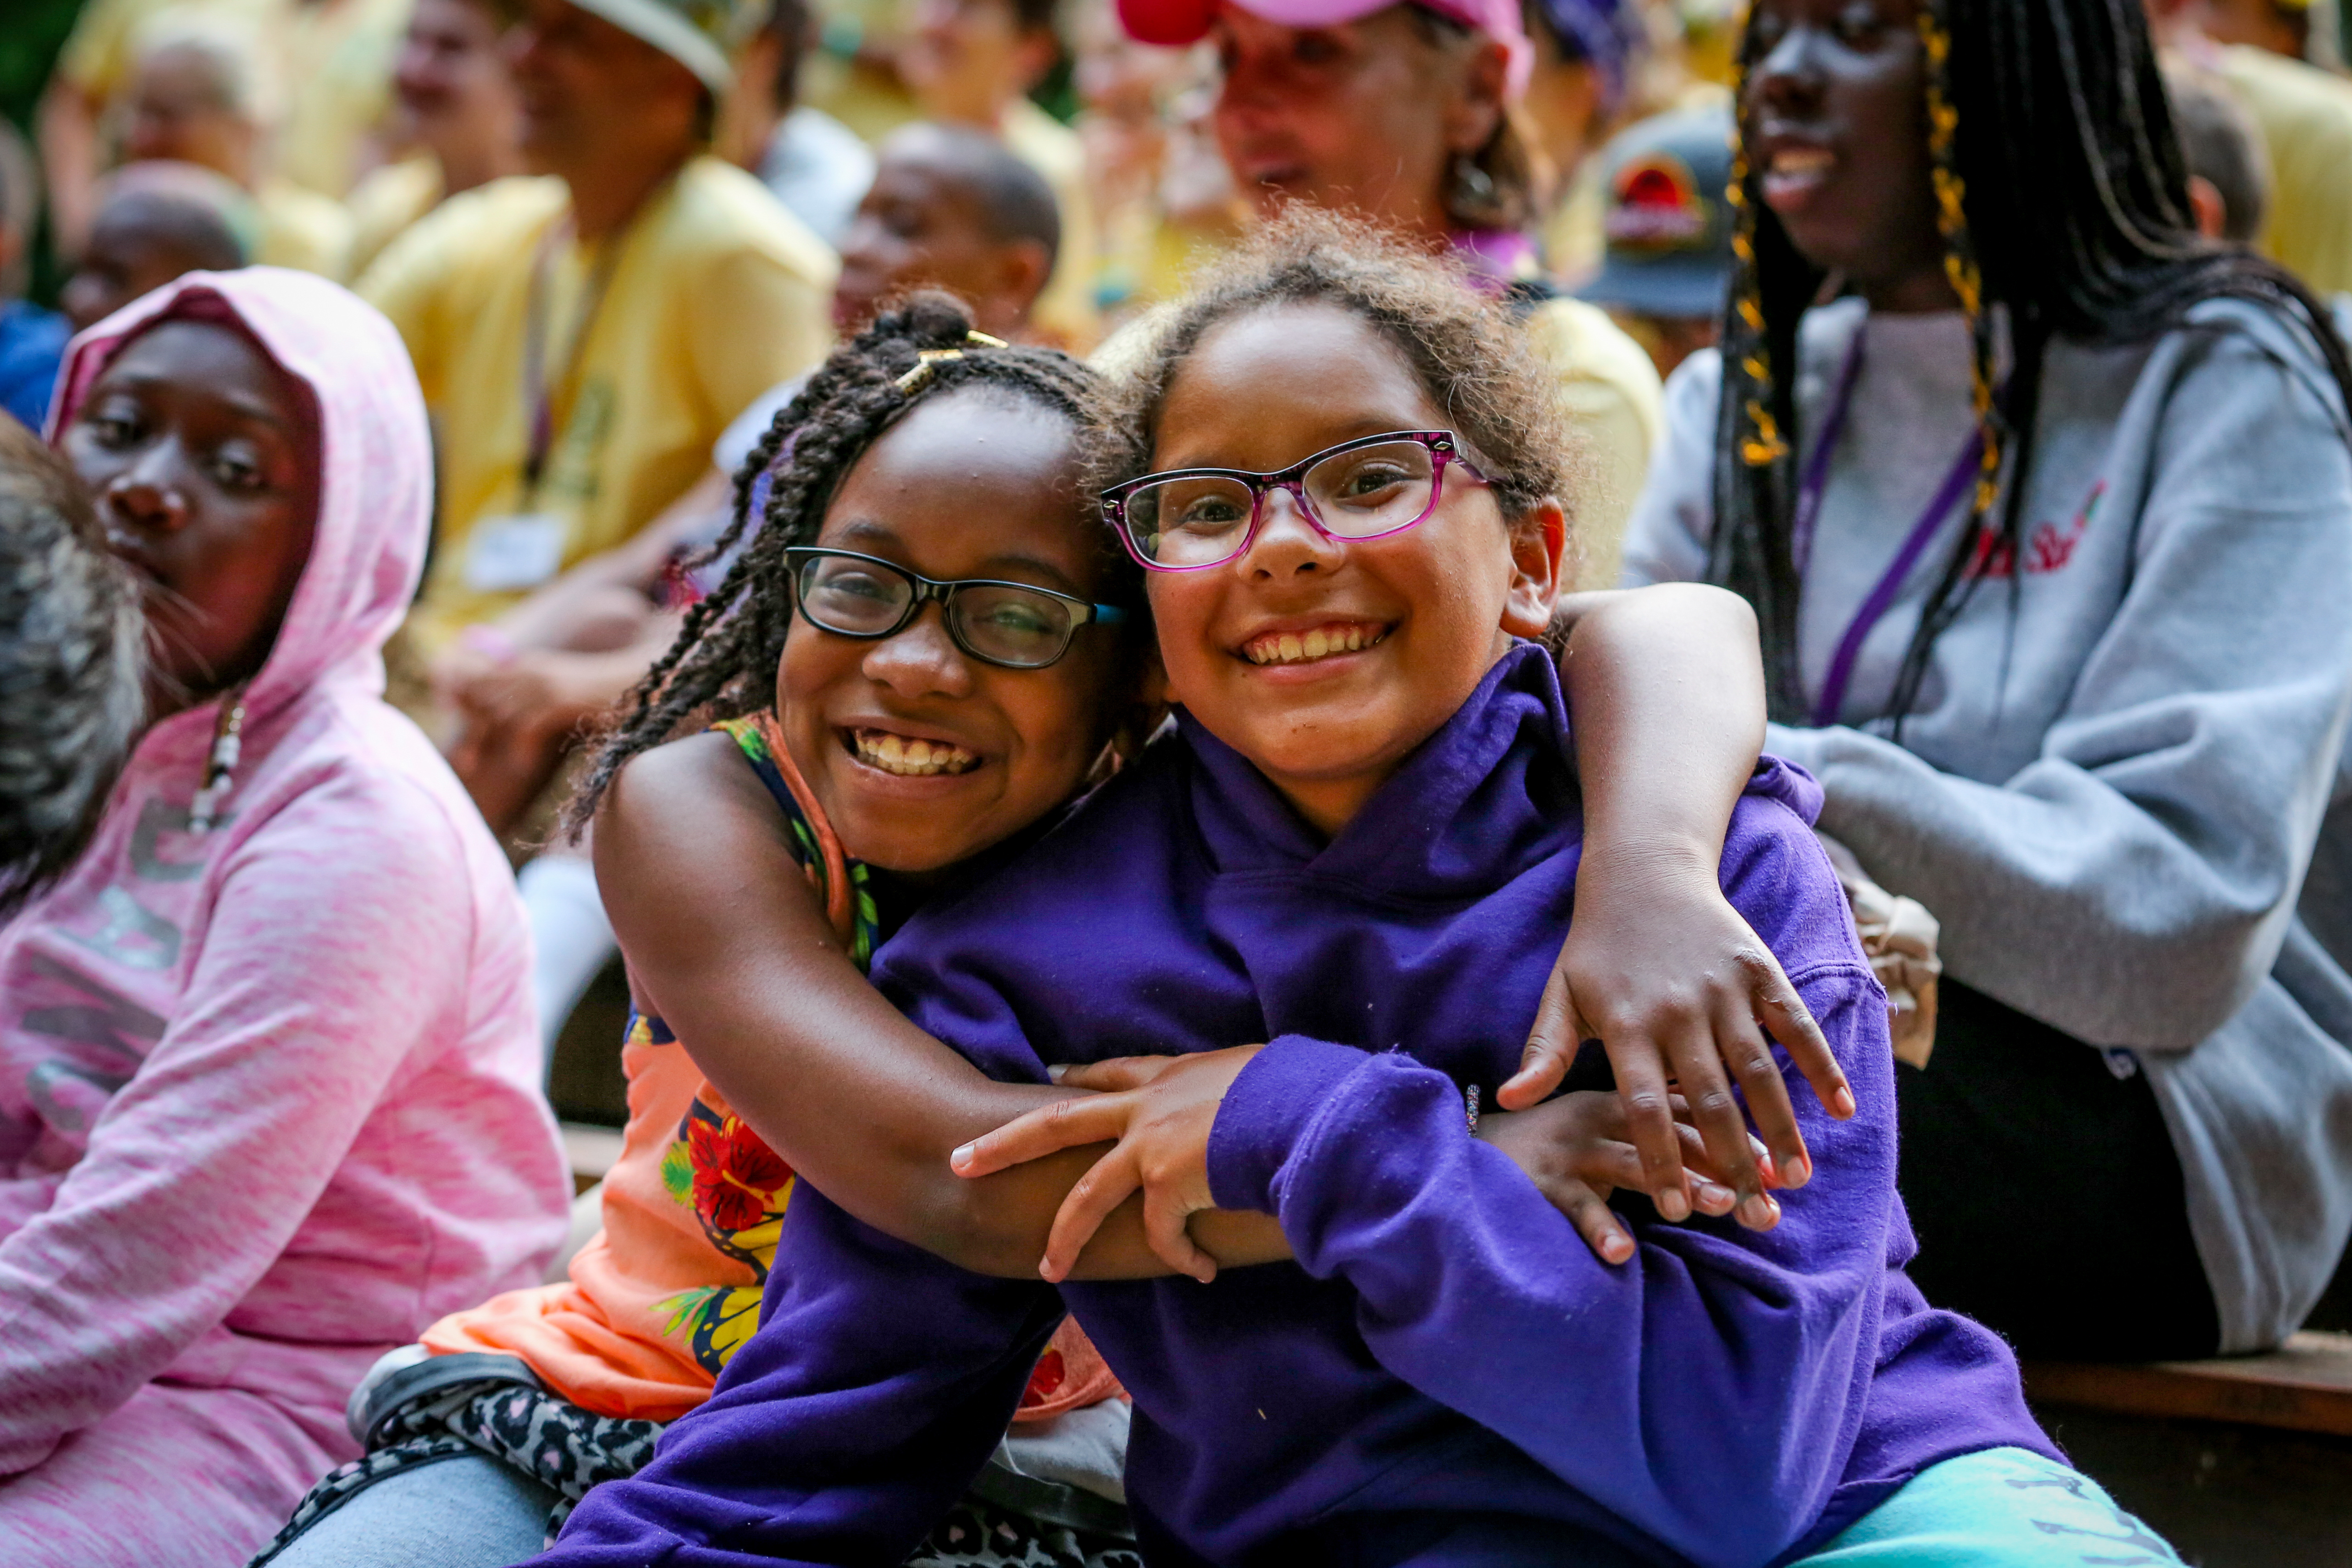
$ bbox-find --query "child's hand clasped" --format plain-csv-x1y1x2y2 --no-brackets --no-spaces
950,1051,1756,1281
1506,842,1857,1232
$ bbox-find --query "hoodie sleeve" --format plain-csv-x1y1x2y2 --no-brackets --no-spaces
1208,961,1898,1568
538,1184,1061,1568
0,775,475,1473
1765,325,2352,1050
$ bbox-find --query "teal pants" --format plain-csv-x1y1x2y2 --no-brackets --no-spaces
1792,1447,2183,1566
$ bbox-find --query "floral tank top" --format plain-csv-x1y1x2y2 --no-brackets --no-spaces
421,714,1121,1423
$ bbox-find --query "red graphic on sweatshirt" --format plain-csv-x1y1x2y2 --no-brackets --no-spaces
689,1115,794,1233
1965,481,2104,580
1022,1347,1068,1408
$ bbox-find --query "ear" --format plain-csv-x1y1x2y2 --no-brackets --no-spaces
1499,497,1567,640
987,237,1054,334
2186,174,2229,242
1445,34,1511,156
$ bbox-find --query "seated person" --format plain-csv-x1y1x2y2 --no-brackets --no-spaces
438,122,1068,1051
0,123,69,433
537,217,2183,1568
117,21,356,279
60,161,255,334
1575,104,1736,381
264,287,1853,1567
0,418,139,911
0,270,569,1567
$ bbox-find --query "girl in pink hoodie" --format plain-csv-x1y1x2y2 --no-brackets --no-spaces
0,268,572,1566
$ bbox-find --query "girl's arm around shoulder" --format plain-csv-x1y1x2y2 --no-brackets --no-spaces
593,730,1289,1280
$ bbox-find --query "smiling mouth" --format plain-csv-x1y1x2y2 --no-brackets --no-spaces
1240,622,1389,667
846,727,981,777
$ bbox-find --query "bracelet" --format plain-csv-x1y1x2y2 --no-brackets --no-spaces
1464,1082,1481,1136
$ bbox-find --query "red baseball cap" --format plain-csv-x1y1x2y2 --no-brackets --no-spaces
1118,0,1534,98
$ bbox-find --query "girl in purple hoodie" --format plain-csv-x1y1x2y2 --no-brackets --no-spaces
0,271,572,1565
534,217,2182,1568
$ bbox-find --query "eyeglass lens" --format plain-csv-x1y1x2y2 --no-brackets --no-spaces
795,553,1080,668
1120,439,1440,567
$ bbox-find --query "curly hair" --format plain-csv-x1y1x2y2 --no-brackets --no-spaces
1712,0,2352,724
1095,208,1580,536
566,292,1126,832
0,418,144,913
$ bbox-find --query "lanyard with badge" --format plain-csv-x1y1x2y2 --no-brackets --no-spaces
463,218,624,594
1790,328,1990,730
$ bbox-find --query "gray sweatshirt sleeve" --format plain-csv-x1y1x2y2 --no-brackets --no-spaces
1769,320,2352,1051
1615,350,1723,591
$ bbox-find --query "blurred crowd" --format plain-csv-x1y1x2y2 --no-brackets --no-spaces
6,0,2352,1562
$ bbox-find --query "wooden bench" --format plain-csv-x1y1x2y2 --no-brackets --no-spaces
2023,1332,2352,1437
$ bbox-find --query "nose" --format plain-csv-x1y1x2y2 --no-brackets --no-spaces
1751,23,1825,113
859,603,976,701
103,447,192,539
1234,485,1343,582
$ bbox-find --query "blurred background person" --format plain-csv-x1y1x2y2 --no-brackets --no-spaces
439,118,1061,1052
1518,0,1645,280
1574,102,1732,381
2189,0,2317,57
2149,0,2352,297
2167,62,2273,247
36,0,408,256
117,18,357,276
900,0,1102,346
59,160,255,332
343,0,526,276
360,0,834,839
0,125,70,434
1121,0,1662,585
717,0,876,246
0,420,141,918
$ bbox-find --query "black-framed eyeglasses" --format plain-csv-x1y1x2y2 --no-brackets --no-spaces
784,547,1128,671
1098,430,1491,572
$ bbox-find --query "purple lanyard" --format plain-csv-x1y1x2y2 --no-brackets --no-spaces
1790,329,1988,729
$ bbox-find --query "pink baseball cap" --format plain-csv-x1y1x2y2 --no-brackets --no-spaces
1119,0,1534,99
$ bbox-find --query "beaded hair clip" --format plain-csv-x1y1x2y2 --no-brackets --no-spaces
893,330,1010,395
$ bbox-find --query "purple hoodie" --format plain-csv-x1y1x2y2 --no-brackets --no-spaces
541,644,2053,1568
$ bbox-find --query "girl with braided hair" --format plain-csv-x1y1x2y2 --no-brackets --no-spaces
1622,0,2352,1360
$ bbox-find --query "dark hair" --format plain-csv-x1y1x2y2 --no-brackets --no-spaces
762,0,813,112
1411,6,1541,233
2165,66,2269,245
1098,207,1575,530
0,418,144,913
890,121,1062,271
567,292,1121,830
1712,0,2352,723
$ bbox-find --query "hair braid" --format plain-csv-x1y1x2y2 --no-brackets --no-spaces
561,293,1119,836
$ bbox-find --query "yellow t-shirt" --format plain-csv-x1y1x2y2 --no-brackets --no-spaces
53,0,278,102
255,176,356,278
344,153,443,277
359,158,837,652
2215,44,2352,296
1523,295,1663,591
271,0,412,198
1002,98,1102,353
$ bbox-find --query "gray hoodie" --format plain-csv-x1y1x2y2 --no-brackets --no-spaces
1623,296,2352,1352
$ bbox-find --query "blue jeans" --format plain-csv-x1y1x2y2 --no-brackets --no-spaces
261,1453,559,1568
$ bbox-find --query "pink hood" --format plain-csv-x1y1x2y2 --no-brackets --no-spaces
51,267,429,733
0,269,567,1526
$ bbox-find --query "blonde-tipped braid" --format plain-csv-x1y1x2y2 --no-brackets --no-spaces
1724,118,1787,469
1917,0,2004,519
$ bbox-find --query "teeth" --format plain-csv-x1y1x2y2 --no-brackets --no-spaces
1243,624,1386,666
852,729,979,776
